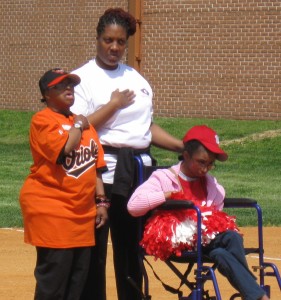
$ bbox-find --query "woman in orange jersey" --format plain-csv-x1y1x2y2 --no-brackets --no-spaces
19,68,109,300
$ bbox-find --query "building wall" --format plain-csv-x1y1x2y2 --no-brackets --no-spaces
0,0,128,111
1,1,280,120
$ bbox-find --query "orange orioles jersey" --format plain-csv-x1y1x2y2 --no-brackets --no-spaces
19,107,107,248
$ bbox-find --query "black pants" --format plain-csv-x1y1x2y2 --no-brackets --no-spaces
80,224,109,300
80,184,142,300
34,247,91,300
109,192,143,300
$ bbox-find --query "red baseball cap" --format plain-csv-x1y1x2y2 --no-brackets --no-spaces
183,125,228,161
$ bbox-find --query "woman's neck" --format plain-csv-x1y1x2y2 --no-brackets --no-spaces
95,56,119,71
47,106,72,117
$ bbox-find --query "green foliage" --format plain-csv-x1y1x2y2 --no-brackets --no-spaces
1,110,281,227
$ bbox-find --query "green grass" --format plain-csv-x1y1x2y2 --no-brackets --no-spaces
1,110,281,227
151,118,281,227
0,110,33,227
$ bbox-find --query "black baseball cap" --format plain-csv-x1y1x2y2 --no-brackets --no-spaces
39,68,80,101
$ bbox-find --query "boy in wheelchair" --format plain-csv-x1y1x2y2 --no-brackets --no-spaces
128,125,269,300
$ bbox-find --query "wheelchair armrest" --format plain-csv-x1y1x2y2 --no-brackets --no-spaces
158,198,259,209
224,197,258,208
158,199,194,210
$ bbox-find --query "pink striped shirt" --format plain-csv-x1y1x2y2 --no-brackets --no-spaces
127,162,225,217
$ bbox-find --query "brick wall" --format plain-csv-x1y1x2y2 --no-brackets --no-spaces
1,1,280,120
0,0,128,111
141,1,281,120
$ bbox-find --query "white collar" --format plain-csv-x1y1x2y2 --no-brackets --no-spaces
178,170,197,182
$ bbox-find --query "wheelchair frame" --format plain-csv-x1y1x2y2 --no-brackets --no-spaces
132,156,281,300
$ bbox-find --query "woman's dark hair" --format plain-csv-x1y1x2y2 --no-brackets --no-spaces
179,140,202,161
184,140,203,157
182,139,218,161
96,8,136,38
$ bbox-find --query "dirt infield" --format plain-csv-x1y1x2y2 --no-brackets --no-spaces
1,227,280,300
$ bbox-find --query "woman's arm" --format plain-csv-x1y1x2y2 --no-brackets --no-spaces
95,172,108,229
150,123,184,153
64,114,89,155
87,89,135,129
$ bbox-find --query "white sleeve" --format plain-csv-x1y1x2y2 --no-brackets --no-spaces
71,83,95,116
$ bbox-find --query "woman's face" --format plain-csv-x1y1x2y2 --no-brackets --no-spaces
96,24,127,70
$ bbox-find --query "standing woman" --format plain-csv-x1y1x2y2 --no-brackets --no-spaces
71,8,183,300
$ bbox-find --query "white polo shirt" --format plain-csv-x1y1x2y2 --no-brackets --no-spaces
71,59,153,183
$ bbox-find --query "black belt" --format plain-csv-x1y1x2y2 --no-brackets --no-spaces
102,145,151,155
103,146,151,198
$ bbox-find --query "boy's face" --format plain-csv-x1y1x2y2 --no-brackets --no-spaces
44,79,76,114
182,144,216,178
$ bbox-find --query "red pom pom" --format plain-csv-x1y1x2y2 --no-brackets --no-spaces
140,199,240,260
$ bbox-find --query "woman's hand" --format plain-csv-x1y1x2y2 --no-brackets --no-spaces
86,89,135,129
63,114,89,155
95,206,109,229
110,89,135,109
74,114,90,131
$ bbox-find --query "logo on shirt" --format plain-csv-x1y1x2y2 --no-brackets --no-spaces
141,88,149,96
62,139,98,178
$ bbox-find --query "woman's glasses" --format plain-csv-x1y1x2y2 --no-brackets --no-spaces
49,80,76,91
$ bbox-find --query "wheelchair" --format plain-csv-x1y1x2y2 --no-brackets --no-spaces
129,156,281,300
